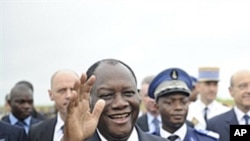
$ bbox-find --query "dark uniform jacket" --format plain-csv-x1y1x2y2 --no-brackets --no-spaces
136,114,194,132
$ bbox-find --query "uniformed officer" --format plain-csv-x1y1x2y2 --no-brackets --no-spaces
148,67,219,141
189,76,199,102
187,67,230,130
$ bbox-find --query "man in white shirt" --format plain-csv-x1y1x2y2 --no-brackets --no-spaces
187,67,230,130
28,69,79,141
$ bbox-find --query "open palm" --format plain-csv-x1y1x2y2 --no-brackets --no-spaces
63,74,105,141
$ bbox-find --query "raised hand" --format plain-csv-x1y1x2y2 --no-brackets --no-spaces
63,73,105,141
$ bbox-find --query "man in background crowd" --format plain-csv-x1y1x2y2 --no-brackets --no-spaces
149,67,219,141
189,76,199,102
15,80,46,120
1,84,42,134
207,69,250,141
187,67,230,130
29,69,79,141
136,75,162,136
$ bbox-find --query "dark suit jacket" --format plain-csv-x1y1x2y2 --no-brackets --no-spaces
28,117,57,141
136,114,149,132
136,114,194,133
29,117,167,141
1,114,42,126
207,109,238,141
87,125,167,141
0,121,27,141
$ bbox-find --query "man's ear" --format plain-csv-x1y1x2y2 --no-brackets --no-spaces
155,102,160,110
7,99,11,105
48,89,54,101
229,86,234,98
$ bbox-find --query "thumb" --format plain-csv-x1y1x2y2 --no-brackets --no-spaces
92,99,105,121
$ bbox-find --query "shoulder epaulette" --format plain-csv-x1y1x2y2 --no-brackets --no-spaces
194,129,220,139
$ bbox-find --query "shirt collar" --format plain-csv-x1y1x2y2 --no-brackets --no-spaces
234,106,250,124
97,127,139,141
197,98,215,111
55,112,64,132
147,112,161,123
160,123,187,140
9,113,31,126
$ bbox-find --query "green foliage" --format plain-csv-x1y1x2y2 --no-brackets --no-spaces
216,98,234,107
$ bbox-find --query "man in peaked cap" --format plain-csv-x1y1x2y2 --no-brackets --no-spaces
189,76,199,102
187,67,230,130
148,67,219,141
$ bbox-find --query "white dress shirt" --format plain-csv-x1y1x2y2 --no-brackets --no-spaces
98,127,139,141
160,123,187,141
53,113,64,141
187,98,230,130
234,106,250,125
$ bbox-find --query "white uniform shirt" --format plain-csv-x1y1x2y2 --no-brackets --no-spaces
187,99,230,130
160,123,187,141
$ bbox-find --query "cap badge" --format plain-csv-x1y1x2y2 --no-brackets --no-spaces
171,70,178,80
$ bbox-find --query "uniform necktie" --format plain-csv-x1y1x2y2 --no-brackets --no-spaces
152,118,160,136
204,107,208,123
243,115,250,125
167,135,179,141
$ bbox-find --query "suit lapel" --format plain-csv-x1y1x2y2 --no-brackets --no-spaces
225,109,238,131
225,109,238,124
40,118,57,141
30,117,40,125
137,114,149,131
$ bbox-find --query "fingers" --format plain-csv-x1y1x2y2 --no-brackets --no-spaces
73,80,81,103
67,89,78,114
92,99,105,121
80,74,96,100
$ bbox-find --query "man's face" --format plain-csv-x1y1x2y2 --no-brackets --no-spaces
157,93,189,132
140,84,158,113
49,71,78,117
189,87,199,102
230,71,250,112
91,63,140,140
197,81,218,103
10,87,33,120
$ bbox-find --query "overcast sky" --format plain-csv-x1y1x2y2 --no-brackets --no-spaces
1,0,250,106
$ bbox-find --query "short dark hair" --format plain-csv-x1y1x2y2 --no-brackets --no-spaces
15,80,34,92
86,58,137,85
